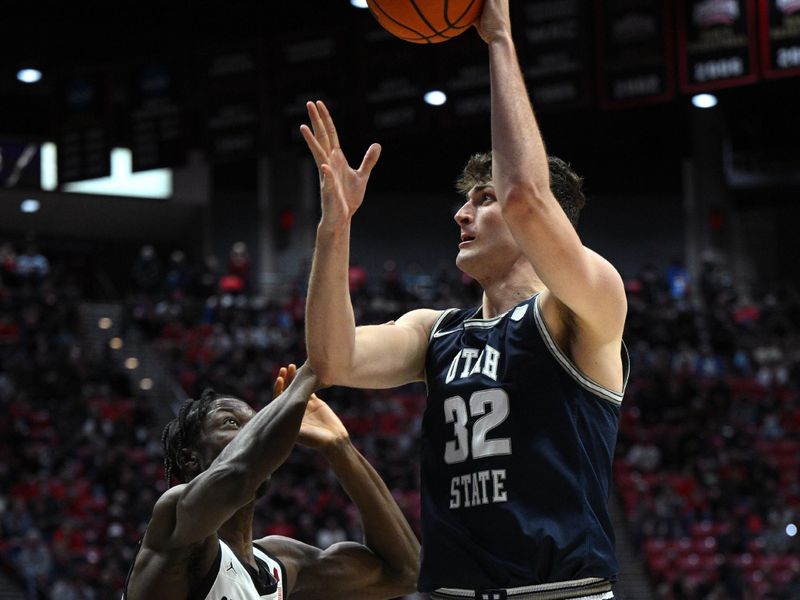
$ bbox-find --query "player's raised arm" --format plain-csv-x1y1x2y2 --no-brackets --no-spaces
145,365,317,552
259,375,420,600
301,100,436,388
477,0,626,340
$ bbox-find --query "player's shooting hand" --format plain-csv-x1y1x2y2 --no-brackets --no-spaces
475,0,512,44
300,100,381,231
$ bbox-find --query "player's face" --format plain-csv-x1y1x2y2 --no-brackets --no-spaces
454,183,521,279
199,397,257,465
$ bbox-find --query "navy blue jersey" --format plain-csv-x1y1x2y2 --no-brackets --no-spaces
419,293,629,590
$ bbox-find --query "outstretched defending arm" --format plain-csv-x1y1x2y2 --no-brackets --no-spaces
478,0,626,341
301,101,437,389
147,365,318,551
260,377,419,600
127,366,319,599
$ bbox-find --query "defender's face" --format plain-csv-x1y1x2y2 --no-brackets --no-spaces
454,183,520,277
198,397,256,466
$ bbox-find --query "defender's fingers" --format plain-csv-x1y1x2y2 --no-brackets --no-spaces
316,101,340,150
273,376,285,399
285,363,297,383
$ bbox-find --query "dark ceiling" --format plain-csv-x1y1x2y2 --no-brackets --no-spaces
0,1,798,197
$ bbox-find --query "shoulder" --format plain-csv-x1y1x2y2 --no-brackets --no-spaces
395,308,442,333
254,536,319,594
142,485,186,550
255,535,317,562
127,490,219,600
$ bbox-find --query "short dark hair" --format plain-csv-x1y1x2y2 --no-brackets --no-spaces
455,151,586,227
161,388,223,486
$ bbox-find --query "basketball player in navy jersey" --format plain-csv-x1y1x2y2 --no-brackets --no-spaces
300,0,628,598
123,364,419,600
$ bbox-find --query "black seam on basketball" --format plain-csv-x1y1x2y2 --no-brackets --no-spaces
450,0,479,27
369,0,433,41
369,0,473,43
407,19,473,39
409,0,444,36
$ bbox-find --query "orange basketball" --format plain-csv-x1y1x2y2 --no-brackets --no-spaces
366,0,484,44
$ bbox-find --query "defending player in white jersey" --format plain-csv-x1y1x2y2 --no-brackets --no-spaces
123,364,419,600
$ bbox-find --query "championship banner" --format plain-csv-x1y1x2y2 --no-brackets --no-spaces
678,0,759,92
759,0,800,78
596,0,675,108
129,62,187,172
271,32,344,147
436,35,491,127
516,0,593,111
356,27,434,137
55,73,112,184
203,47,261,162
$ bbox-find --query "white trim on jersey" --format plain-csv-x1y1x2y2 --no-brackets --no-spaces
532,294,629,406
203,539,285,600
429,308,461,341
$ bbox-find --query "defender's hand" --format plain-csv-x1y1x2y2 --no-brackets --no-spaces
299,100,381,231
273,363,349,453
475,0,512,44
297,395,349,452
272,363,298,398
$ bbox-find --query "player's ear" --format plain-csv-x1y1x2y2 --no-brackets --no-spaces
178,448,202,480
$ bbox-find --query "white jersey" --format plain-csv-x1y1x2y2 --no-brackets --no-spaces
200,539,287,600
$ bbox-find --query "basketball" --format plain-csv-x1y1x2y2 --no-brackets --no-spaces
366,0,484,44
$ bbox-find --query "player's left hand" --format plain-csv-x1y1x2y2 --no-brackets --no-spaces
475,0,511,44
299,100,381,232
273,363,350,452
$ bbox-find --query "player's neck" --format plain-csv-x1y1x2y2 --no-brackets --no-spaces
218,502,256,567
479,264,544,318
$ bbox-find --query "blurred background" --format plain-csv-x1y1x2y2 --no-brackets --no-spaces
0,1,798,598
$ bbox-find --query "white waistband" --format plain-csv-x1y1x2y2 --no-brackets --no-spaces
431,577,613,600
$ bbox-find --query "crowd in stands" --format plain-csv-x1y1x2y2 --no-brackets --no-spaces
616,260,800,598
1,243,154,599
1,241,798,599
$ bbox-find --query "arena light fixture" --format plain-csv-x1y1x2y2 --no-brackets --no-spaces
691,93,718,109
350,0,368,7
20,199,40,213
788,523,798,537
109,337,123,350
98,317,112,330
424,90,447,106
140,378,154,391
125,357,139,370
17,68,42,84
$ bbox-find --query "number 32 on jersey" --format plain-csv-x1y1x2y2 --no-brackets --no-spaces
444,388,511,509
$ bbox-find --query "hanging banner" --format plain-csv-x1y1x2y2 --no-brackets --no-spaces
437,34,491,126
129,62,188,171
678,0,759,91
203,47,262,162
516,0,594,110
272,32,344,147
55,73,112,184
356,27,433,137
759,0,800,78
596,0,675,107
